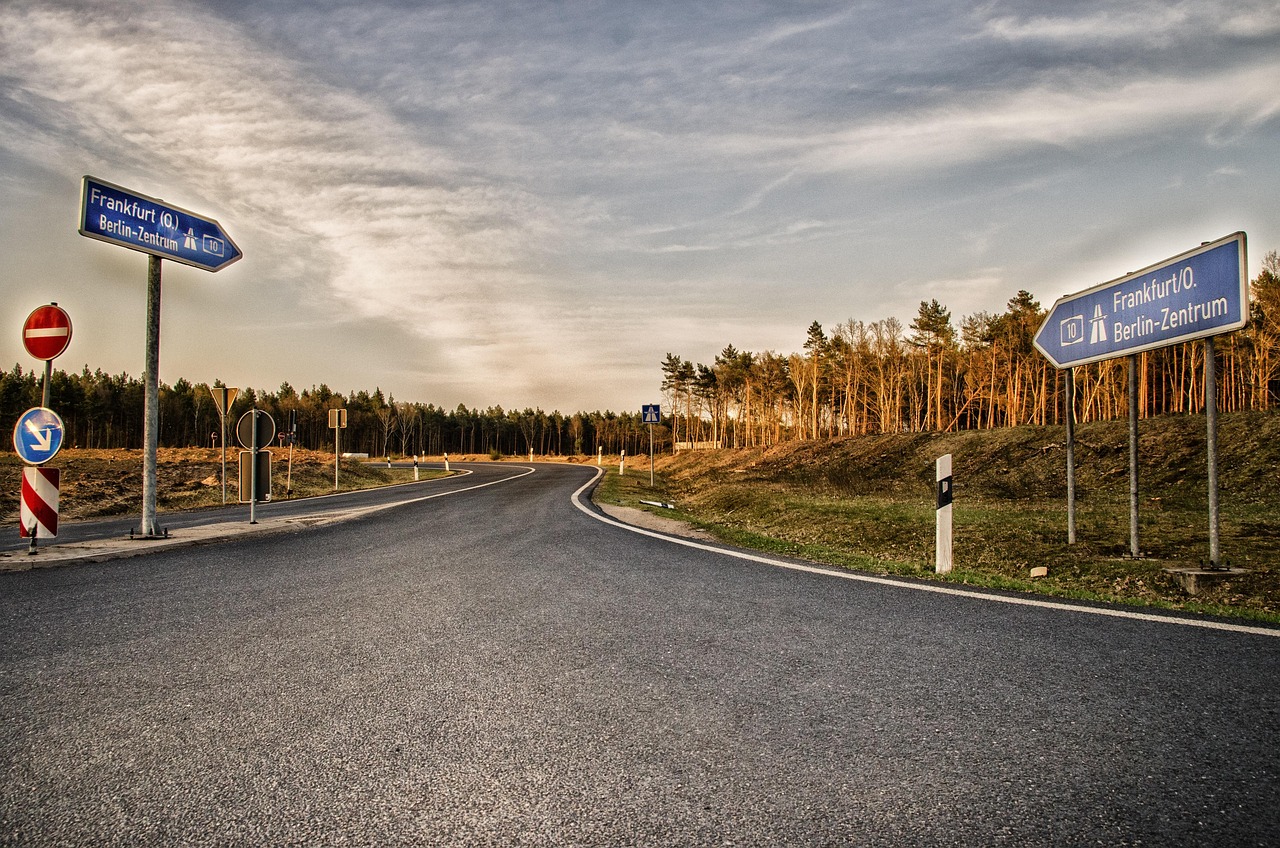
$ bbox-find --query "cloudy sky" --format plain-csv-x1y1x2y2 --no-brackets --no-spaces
1,0,1277,413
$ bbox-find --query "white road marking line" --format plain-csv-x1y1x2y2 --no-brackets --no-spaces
570,467,1280,639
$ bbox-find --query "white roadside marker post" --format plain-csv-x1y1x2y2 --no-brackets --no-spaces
619,449,626,476
936,454,953,574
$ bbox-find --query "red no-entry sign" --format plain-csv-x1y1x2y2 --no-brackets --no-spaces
22,304,73,361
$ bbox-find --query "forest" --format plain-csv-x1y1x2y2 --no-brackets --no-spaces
4,252,1277,458
0,369,650,460
661,251,1280,448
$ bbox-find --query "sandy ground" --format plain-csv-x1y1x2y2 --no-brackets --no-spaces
597,503,714,541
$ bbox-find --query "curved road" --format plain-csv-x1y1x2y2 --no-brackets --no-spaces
0,461,521,552
1,462,1277,845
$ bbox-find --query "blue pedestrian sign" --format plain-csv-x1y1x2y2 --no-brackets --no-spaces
1034,232,1247,369
79,176,242,272
642,404,661,424
13,407,65,465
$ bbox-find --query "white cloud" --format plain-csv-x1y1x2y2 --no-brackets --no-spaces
1,0,1277,410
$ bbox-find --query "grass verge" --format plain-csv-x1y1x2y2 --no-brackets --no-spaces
593,413,1280,625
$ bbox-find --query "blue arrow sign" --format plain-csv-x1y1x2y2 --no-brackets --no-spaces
1034,232,1248,369
642,404,661,424
79,176,242,272
13,407,65,465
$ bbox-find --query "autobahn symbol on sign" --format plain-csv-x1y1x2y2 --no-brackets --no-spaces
20,467,60,539
22,304,73,361
642,404,661,424
78,176,242,272
1033,232,1247,369
13,407,65,465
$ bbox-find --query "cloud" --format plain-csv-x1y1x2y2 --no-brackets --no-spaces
1,0,1277,410
0,1,600,402
980,1,1280,46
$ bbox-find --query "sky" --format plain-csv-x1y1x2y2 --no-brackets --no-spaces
1,0,1277,413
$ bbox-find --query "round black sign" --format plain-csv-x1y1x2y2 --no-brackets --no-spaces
236,409,276,450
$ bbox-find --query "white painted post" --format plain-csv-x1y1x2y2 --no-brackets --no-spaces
414,455,419,481
444,452,450,472
936,454,953,574
597,446,602,466
619,449,626,476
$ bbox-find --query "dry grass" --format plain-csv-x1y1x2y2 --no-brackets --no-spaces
597,411,1280,623
0,448,443,522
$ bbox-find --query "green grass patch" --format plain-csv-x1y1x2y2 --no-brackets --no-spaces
593,412,1280,624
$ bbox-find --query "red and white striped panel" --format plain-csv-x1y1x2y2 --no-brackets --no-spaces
19,467,60,539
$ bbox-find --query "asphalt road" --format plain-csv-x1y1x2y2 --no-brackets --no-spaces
1,462,1277,845
0,460,514,552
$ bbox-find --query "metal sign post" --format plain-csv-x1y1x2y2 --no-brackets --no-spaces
1064,368,1076,545
141,256,162,537
236,409,274,523
1034,232,1247,565
12,409,65,554
23,303,73,408
642,404,661,488
19,304,72,554
210,386,239,504
1205,336,1221,565
329,408,348,490
78,176,241,539
286,410,296,496
250,408,259,525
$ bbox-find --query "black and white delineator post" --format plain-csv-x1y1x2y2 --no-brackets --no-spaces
936,454,953,574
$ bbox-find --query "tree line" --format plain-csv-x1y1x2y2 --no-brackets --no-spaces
7,250,1276,457
661,251,1280,448
0,371,658,459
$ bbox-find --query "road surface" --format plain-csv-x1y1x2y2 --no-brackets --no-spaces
1,462,1277,845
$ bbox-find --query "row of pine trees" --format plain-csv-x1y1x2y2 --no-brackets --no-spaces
0,371,658,459
661,252,1280,448
6,252,1277,457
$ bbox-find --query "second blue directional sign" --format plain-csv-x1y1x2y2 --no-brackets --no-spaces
13,407,65,466
79,175,242,272
1034,232,1247,369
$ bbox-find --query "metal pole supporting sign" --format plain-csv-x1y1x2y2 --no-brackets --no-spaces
78,176,242,539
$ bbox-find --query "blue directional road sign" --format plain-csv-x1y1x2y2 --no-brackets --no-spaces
13,407,65,465
79,175,242,272
642,404,661,424
1034,232,1248,369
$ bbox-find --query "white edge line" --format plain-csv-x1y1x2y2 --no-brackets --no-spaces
570,467,1280,639
346,464,537,515
294,466,474,505
269,465,534,523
